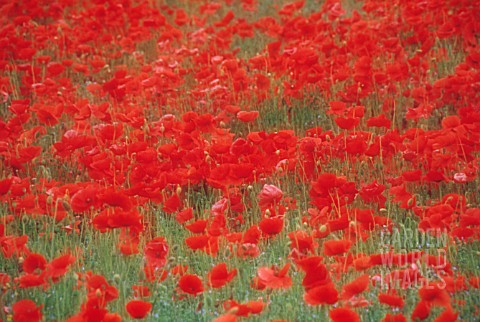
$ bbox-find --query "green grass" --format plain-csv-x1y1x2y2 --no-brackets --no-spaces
1,0,480,321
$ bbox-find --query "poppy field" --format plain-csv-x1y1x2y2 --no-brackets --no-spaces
1,0,480,321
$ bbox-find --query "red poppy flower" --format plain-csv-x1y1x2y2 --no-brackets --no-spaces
93,208,143,232
126,300,152,319
103,313,122,322
208,263,237,289
367,114,391,128
1,234,29,258
243,225,262,244
163,193,182,214
418,284,451,307
258,184,283,210
259,217,284,236
44,254,75,281
335,117,360,130
255,74,270,91
359,180,386,208
402,170,422,182
304,282,338,305
185,234,219,256
0,177,12,195
434,308,458,322
178,274,204,296
237,111,259,122
70,188,99,213
144,237,169,268
353,255,372,271
185,234,210,250
100,190,132,211
288,230,317,255
18,274,45,288
176,207,194,224
223,299,265,317
46,62,65,76
296,257,330,290
328,101,347,115
341,274,370,300
87,274,119,302
256,262,292,289
185,219,208,233
347,105,365,118
174,8,189,26
378,292,404,308
323,239,352,256
12,299,43,322
411,301,430,320
23,253,47,274
329,307,360,322
75,297,108,321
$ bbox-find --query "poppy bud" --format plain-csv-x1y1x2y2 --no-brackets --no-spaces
62,199,73,213
176,186,182,196
407,198,414,207
319,225,328,233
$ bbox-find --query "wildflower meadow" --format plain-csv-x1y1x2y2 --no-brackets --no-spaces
0,0,479,321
